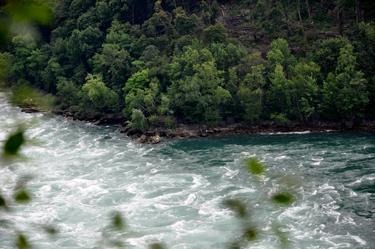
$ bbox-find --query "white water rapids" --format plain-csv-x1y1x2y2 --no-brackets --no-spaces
0,92,374,248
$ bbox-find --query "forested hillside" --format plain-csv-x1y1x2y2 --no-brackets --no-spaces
1,0,375,127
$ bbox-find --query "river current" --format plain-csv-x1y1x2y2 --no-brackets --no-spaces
0,92,374,249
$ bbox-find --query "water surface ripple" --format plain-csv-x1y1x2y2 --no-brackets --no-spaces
0,93,374,248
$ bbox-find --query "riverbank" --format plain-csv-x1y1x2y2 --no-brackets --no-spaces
25,108,375,144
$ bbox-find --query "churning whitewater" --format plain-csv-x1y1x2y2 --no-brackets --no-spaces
0,92,374,249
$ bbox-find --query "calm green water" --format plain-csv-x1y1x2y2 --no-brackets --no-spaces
1,92,374,248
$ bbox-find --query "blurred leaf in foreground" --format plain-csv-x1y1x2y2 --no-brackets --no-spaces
223,199,247,218
43,225,58,235
244,157,264,175
15,189,30,202
0,194,7,208
4,0,52,25
16,234,30,249
4,130,24,156
272,193,294,205
112,211,125,230
149,243,166,249
243,227,257,241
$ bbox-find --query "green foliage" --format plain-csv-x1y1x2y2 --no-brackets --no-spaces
164,116,175,129
203,24,228,44
56,77,80,106
4,0,52,25
4,131,25,156
175,12,198,35
149,243,166,249
140,45,159,62
223,199,247,218
272,193,294,204
271,113,290,125
168,57,231,123
209,43,247,71
16,234,30,249
238,65,266,122
148,115,159,126
123,69,150,96
321,44,369,121
244,158,264,175
112,211,125,230
15,190,31,202
311,37,349,79
82,74,120,111
126,109,149,131
93,43,132,93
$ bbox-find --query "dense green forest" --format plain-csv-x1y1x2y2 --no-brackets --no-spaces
1,0,375,127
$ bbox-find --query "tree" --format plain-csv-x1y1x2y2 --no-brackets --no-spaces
267,38,296,78
11,34,37,84
169,59,231,123
122,69,151,117
203,23,228,44
82,74,120,112
126,108,149,130
238,65,266,122
93,43,132,94
268,64,289,116
286,62,320,121
321,44,369,121
174,12,198,35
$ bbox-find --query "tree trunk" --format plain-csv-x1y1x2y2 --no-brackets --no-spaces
338,6,344,36
305,0,311,24
355,6,359,24
297,0,303,26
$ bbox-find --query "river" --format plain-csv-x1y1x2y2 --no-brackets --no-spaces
0,92,374,249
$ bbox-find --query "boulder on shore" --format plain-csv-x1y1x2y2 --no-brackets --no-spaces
151,135,160,144
139,134,148,143
21,107,39,113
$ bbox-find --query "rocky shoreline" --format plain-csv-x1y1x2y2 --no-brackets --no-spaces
21,107,375,144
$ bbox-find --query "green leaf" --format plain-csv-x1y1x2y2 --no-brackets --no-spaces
244,158,264,175
272,193,293,204
0,22,11,47
0,195,6,207
16,234,29,249
243,227,257,241
223,199,247,218
149,243,166,249
5,0,52,25
15,190,30,202
43,226,58,235
112,211,124,230
4,131,25,155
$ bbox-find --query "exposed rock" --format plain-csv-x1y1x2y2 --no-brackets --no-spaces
139,134,148,143
151,135,160,144
120,126,130,133
345,121,354,129
93,120,101,125
218,122,226,128
145,130,156,136
131,134,140,139
21,107,39,113
127,129,141,136
187,131,199,138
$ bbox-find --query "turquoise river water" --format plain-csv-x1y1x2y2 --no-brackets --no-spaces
0,92,374,249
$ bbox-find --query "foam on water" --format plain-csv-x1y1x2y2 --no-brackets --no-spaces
1,92,375,248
